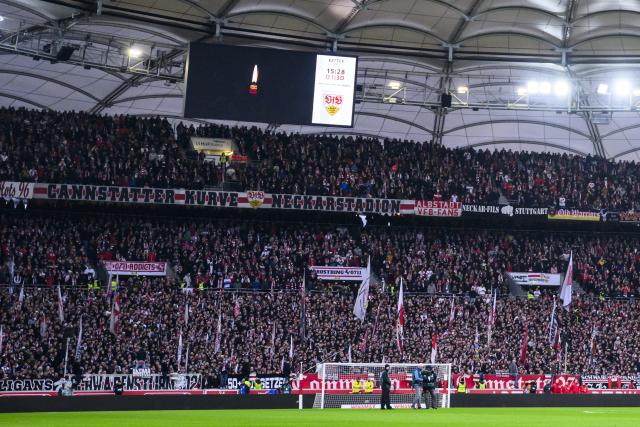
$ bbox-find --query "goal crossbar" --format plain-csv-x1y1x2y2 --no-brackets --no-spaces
314,362,452,409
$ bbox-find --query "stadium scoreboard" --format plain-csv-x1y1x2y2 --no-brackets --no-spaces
183,43,357,127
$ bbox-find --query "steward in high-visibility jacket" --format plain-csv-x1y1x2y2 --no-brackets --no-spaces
364,379,374,393
457,381,467,393
254,379,263,390
478,379,486,389
111,278,117,292
351,379,362,394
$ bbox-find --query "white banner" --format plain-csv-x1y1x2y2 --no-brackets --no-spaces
310,266,366,281
103,261,167,276
190,137,234,155
507,272,562,287
0,181,33,199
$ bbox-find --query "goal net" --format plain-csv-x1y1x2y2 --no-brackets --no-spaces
313,363,451,409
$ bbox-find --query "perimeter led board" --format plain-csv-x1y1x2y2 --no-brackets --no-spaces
184,44,357,127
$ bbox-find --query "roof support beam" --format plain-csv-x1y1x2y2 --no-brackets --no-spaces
109,94,183,106
357,111,433,135
610,146,640,160
559,0,606,157
443,119,591,140
0,92,51,110
0,69,101,102
467,140,587,156
216,0,241,18
89,47,184,114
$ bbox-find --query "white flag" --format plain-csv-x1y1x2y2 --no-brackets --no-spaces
289,335,294,360
430,334,438,364
184,300,189,324
487,290,497,346
348,345,352,363
185,343,190,372
57,285,64,323
560,252,573,311
39,313,47,338
548,298,558,347
109,291,121,335
177,330,183,369
353,257,371,321
0,325,3,355
396,278,405,354
214,311,222,353
75,317,83,360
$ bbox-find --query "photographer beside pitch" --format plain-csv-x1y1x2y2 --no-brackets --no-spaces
411,366,424,409
422,366,438,409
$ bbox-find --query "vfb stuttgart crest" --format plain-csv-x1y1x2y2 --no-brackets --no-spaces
247,191,265,209
324,94,343,116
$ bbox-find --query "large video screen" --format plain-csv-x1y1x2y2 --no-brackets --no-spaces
183,44,357,127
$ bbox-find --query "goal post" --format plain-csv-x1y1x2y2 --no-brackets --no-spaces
313,362,452,409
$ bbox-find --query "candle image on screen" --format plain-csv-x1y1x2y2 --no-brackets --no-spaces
249,65,259,95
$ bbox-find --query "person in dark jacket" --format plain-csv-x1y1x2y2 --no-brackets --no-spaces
379,364,393,409
422,366,438,409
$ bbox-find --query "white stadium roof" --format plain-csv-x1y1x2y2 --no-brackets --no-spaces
3,0,640,159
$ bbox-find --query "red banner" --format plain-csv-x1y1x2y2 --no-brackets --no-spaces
452,373,581,392
414,200,462,217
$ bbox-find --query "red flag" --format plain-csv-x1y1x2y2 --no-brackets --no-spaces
396,279,405,354
109,290,121,335
448,297,455,329
519,325,529,365
430,334,438,364
57,285,64,323
560,252,573,311
233,298,240,320
358,331,368,352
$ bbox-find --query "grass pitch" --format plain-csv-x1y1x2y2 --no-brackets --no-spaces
0,408,638,427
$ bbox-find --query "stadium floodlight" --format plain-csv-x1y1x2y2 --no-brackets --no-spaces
527,81,539,94
128,47,142,58
614,80,631,96
597,83,609,95
457,85,468,94
633,88,640,97
539,81,551,94
554,80,570,96
388,81,401,90
0,15,5,22
516,86,528,96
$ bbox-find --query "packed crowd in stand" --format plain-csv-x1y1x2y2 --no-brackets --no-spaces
3,107,640,210
1,279,639,384
4,211,640,297
2,106,639,386
1,210,640,384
